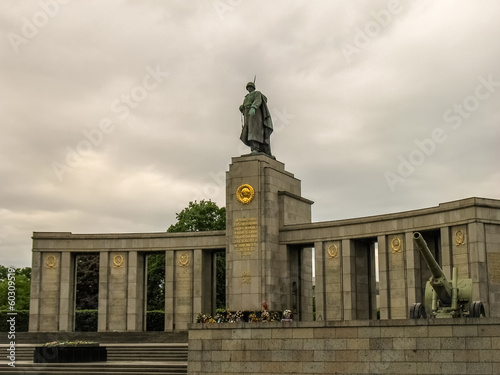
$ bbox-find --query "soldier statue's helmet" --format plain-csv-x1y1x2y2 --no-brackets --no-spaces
246,82,255,89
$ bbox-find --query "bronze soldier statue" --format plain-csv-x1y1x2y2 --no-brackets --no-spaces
239,82,273,157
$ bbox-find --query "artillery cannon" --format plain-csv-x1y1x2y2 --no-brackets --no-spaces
410,232,485,319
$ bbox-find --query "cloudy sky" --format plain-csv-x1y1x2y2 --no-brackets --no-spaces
1,0,499,268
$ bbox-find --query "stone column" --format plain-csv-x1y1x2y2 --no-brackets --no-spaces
38,252,61,331
192,249,203,317
451,224,470,279
377,235,389,319
107,252,128,331
313,241,325,321
390,233,408,319
174,250,193,330
97,251,109,332
440,227,452,278
342,239,356,320
28,252,41,332
126,251,144,331
323,241,342,320
164,251,174,331
468,222,489,312
485,223,500,317
58,252,74,332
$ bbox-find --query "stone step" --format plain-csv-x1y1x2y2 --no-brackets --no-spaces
1,344,188,362
0,362,187,374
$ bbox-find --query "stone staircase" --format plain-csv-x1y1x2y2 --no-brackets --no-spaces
0,343,188,374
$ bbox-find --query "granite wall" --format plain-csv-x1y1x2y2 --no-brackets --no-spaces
188,319,500,375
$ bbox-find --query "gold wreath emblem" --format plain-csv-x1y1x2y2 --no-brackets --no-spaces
46,255,57,268
327,244,339,259
179,253,189,267
391,237,402,253
236,184,255,205
455,229,465,246
113,255,124,267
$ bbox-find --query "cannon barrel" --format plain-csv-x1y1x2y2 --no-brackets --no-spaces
411,232,482,318
413,232,452,304
413,232,445,279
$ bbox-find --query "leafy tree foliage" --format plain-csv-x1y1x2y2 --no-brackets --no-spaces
0,265,31,311
167,200,226,232
147,253,166,311
215,252,226,309
75,255,99,310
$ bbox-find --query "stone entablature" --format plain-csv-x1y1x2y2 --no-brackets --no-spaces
31,230,226,251
280,197,500,243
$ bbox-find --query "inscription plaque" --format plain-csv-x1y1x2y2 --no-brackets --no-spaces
488,253,500,284
234,217,258,255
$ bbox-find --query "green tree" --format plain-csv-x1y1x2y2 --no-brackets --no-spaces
157,200,227,310
0,265,31,311
167,200,226,232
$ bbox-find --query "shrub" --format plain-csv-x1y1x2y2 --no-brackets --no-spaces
75,309,98,332
146,310,165,331
0,310,29,332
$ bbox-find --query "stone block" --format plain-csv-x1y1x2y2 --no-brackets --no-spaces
251,328,272,339
313,327,335,339
358,349,381,362
404,349,429,362
211,350,231,362
202,339,221,351
190,329,212,340
358,326,381,338
261,361,283,373
416,337,441,350
369,338,392,350
439,362,467,374
299,338,323,351
303,362,325,373
404,326,428,338
452,325,478,337
324,338,347,350
393,337,417,350
381,326,405,338
335,327,358,338
334,350,358,362
479,349,500,362
380,349,405,362
381,362,417,374
292,328,314,339
313,350,334,362
230,350,251,362
453,349,479,362
346,338,369,350
466,337,492,350
282,361,303,373
441,337,466,350
416,362,442,375
466,362,493,374
271,328,292,339
428,325,452,337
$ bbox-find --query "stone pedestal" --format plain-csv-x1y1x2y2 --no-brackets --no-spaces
225,155,313,312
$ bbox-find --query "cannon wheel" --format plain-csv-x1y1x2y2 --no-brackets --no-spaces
409,303,427,319
470,301,486,318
